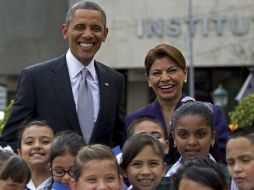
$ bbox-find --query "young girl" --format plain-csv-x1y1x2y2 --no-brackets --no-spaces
0,150,30,190
17,119,55,190
70,144,122,190
172,157,228,190
120,134,166,190
226,125,254,190
127,115,169,156
49,131,85,190
166,101,217,177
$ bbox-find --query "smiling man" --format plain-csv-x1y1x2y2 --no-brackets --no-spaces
0,1,125,150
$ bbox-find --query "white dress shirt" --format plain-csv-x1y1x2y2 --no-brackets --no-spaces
66,49,100,123
231,180,239,190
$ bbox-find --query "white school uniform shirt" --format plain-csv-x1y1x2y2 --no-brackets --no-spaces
165,154,216,177
231,180,239,190
26,177,52,190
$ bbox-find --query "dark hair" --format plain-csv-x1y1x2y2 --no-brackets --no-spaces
72,144,119,182
227,124,254,144
120,134,164,170
170,101,221,162
0,150,31,183
66,1,107,27
127,115,167,140
144,44,186,76
17,119,55,149
172,157,227,190
49,131,86,165
0,150,14,167
172,101,214,131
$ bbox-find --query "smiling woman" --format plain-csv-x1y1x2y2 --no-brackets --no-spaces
125,43,231,165
126,44,188,139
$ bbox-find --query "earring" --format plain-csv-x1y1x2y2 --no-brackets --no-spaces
184,80,187,83
173,142,176,148
211,143,214,148
148,84,152,87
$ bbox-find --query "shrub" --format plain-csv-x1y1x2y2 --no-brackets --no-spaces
0,100,14,134
228,93,254,131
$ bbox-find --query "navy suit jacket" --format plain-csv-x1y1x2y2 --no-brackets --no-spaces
0,54,126,149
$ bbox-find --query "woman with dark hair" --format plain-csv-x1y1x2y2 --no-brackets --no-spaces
125,43,230,164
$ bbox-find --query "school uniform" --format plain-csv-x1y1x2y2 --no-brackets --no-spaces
25,177,52,190
51,181,71,190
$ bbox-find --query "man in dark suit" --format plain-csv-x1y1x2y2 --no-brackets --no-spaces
0,1,125,150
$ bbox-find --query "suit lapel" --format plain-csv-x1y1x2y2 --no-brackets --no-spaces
90,62,110,140
50,55,81,133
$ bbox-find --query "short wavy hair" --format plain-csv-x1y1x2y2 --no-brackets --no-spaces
65,1,107,28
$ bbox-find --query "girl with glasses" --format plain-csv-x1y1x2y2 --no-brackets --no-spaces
49,131,85,190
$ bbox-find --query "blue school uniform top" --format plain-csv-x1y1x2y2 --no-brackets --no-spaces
51,181,71,190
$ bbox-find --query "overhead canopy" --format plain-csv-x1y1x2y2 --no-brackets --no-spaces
236,69,254,101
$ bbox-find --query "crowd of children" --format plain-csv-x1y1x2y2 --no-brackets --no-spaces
0,101,254,190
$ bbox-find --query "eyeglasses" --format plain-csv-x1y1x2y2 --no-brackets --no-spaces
51,168,74,177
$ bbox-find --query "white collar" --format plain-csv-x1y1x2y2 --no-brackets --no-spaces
26,177,52,190
179,154,216,163
165,154,216,177
66,49,96,80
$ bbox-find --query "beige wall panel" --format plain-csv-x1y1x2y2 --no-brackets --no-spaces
69,0,254,68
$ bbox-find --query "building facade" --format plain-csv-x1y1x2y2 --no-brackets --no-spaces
0,0,253,118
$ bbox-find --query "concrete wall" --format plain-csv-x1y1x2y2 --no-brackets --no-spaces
70,0,254,68
2,0,252,74
0,0,69,75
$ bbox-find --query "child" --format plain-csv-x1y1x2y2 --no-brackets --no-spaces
49,131,86,190
226,125,254,190
114,115,169,166
172,157,228,190
0,150,31,190
17,119,55,190
166,101,217,177
127,115,169,155
120,134,166,190
70,144,122,190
